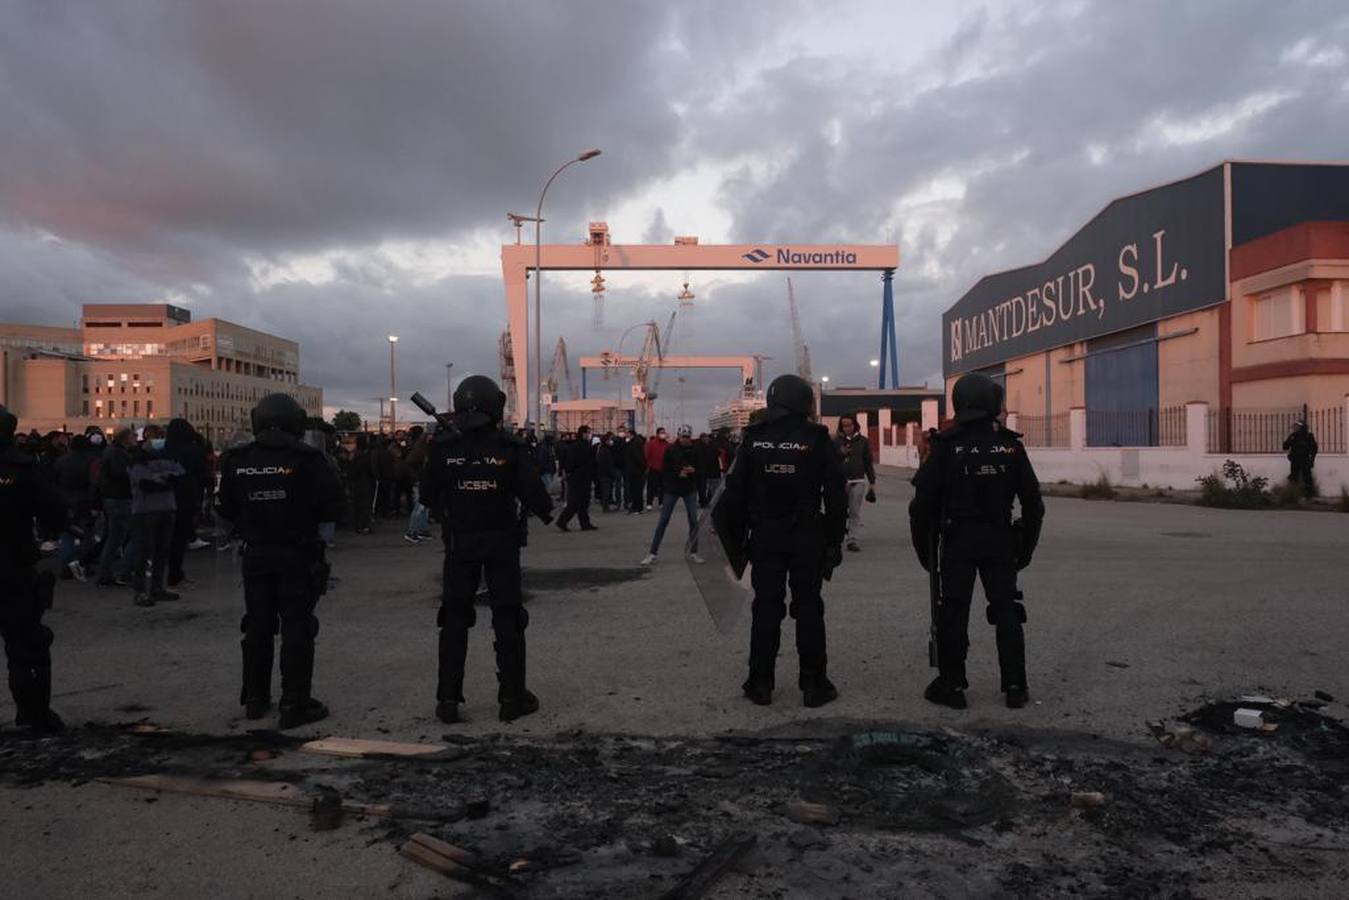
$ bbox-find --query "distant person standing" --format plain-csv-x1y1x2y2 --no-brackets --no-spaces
1283,419,1318,493
125,425,184,607
640,425,703,565
625,430,648,514
834,415,877,552
556,426,597,532
644,427,670,510
95,427,135,587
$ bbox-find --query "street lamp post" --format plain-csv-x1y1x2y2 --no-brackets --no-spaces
388,335,398,431
532,149,601,430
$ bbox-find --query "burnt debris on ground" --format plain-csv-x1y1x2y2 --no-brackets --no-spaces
2,699,1348,897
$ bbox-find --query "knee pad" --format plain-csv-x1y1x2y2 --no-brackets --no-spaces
35,624,54,649
752,598,787,622
788,598,823,622
491,604,528,635
438,603,477,629
986,601,1027,627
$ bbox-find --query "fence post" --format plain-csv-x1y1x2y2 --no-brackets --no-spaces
1343,394,1349,455
921,398,939,431
1069,407,1086,451
905,421,917,446
1185,402,1208,462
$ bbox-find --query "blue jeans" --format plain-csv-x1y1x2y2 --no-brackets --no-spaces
649,492,699,556
407,503,430,536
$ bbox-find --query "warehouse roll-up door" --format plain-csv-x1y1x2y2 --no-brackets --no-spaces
1085,324,1159,447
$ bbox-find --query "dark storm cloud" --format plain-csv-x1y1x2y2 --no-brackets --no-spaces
701,0,1349,388
1,0,1345,420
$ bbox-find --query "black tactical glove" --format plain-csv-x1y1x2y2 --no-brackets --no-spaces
822,544,843,581
865,487,877,503
1012,519,1033,570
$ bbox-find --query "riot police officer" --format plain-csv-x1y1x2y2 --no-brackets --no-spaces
0,405,67,732
421,376,553,725
719,374,847,707
217,394,344,728
909,373,1044,710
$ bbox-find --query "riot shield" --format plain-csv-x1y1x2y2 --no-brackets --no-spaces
685,483,752,634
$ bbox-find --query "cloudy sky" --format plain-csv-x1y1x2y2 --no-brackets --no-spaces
2,0,1346,427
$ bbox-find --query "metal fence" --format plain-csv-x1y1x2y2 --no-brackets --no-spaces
1018,413,1070,448
1206,405,1345,454
1085,406,1186,448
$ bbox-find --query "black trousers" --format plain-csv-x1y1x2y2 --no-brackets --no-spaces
438,530,529,703
129,511,174,595
1290,460,1314,492
747,529,828,691
240,551,321,706
646,471,663,507
1,566,55,718
168,488,201,581
938,547,1027,691
627,470,646,512
351,481,374,531
557,475,592,528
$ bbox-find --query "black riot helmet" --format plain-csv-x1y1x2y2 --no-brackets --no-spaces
763,374,815,423
0,404,16,449
453,375,506,430
951,372,1002,424
251,393,307,437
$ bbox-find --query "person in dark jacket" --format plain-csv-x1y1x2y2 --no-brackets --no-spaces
595,434,616,513
644,428,670,509
611,427,629,509
96,427,135,586
373,437,397,518
909,372,1045,711
125,425,185,607
641,425,704,564
624,431,648,513
834,414,877,552
217,394,345,728
1283,420,1318,493
421,376,553,724
164,418,208,586
556,426,597,532
346,434,376,534
718,376,848,707
54,434,99,582
0,405,69,732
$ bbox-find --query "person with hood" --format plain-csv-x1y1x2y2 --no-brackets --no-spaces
641,425,704,565
125,425,185,607
164,418,208,587
834,414,878,552
1283,419,1318,493
717,376,847,708
95,427,136,586
909,372,1044,711
556,425,598,532
0,404,68,732
643,427,670,510
420,376,553,725
217,394,345,729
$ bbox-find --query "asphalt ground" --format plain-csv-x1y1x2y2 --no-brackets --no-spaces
2,467,1347,897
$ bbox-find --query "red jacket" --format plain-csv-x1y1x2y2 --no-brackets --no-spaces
644,437,669,472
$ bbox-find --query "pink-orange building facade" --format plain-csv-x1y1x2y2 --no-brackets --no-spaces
0,304,321,443
943,162,1349,453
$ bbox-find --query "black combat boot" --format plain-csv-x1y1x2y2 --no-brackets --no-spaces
742,675,773,706
241,639,273,721
17,662,65,733
494,637,539,722
1004,686,1029,709
278,697,329,729
924,676,968,710
801,674,839,708
437,623,469,725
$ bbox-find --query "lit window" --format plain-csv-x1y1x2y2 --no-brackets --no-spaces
147,399,155,418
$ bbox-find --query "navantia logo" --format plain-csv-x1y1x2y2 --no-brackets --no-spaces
742,248,770,263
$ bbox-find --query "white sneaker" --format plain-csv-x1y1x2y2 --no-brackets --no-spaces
67,560,87,583
687,553,705,564
640,553,658,565
187,538,211,551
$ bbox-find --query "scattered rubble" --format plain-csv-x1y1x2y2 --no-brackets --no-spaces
3,697,1348,897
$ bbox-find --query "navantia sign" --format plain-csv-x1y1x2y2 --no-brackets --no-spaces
943,166,1227,376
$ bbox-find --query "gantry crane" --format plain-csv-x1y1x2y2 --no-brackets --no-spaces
542,337,577,409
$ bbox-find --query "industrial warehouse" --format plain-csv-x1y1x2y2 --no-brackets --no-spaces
943,162,1349,470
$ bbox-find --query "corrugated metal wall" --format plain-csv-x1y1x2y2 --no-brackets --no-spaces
1085,324,1159,447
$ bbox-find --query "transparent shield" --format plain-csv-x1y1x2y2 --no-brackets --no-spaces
685,484,752,634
